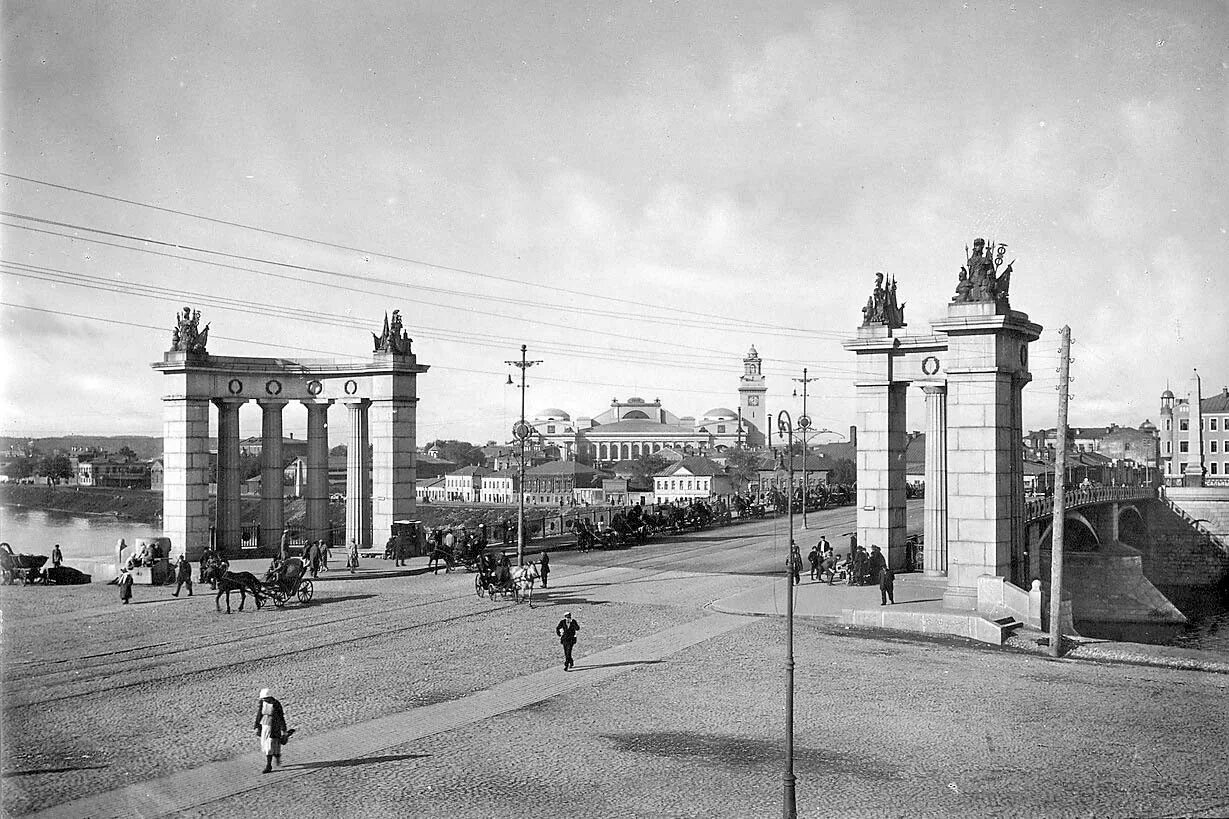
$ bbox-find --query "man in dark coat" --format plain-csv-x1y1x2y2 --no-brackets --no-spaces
172,554,193,597
538,551,550,588
868,545,894,605
556,611,580,671
807,545,820,581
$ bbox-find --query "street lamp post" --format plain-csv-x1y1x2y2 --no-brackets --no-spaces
792,368,818,530
776,410,798,819
505,344,542,568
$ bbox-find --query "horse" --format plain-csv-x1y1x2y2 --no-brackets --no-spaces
199,562,264,613
509,561,543,607
427,544,454,573
198,553,230,590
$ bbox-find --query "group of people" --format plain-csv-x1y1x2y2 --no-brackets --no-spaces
787,535,897,606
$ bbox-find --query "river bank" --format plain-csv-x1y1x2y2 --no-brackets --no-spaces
0,484,567,535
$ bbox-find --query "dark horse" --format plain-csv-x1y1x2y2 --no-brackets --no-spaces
200,562,264,613
427,545,454,573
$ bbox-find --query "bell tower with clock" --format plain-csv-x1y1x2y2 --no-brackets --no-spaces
738,345,768,448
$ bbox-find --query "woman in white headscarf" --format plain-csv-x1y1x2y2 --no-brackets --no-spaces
253,688,293,773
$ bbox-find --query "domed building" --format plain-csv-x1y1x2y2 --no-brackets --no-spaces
531,348,769,465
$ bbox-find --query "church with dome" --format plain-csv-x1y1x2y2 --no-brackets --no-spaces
531,347,769,465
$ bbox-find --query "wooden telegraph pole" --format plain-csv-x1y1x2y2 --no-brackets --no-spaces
1048,326,1072,658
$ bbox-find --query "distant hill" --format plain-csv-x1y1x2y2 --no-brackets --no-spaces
0,435,162,460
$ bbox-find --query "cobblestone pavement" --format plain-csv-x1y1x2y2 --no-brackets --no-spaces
5,507,1228,818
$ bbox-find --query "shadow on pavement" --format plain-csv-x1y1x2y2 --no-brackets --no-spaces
286,753,430,771
3,764,111,777
298,594,377,607
571,659,664,671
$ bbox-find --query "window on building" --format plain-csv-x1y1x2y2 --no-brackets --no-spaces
1180,419,1189,431
1212,441,1219,454
1212,418,1219,431
1179,441,1189,453
1165,419,1171,430
1212,462,1219,475
717,425,726,434
547,425,556,434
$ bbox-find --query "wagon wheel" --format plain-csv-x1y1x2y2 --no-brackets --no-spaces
270,587,288,608
474,574,485,598
297,580,313,605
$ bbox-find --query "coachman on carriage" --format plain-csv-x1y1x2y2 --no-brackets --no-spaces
261,557,314,607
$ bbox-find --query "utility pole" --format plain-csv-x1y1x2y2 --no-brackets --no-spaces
1048,326,1072,658
505,344,542,568
792,368,818,530
776,411,798,819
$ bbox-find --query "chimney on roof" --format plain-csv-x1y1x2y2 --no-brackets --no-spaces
849,425,857,447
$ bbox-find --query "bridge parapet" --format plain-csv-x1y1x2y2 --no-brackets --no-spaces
1024,487,1155,524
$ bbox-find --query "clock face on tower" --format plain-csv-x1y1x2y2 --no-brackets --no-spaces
747,395,760,406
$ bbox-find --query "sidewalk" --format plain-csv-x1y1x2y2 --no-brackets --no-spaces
29,612,751,819
711,571,948,623
711,574,1229,674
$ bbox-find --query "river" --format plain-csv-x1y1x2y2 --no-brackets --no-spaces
0,507,160,563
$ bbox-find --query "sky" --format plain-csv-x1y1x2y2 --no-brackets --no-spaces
2,1,1226,446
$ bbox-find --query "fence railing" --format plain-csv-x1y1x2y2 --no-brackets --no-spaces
1024,486,1155,523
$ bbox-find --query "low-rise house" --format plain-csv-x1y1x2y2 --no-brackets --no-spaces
444,465,490,502
654,457,734,503
523,460,602,506
480,470,519,504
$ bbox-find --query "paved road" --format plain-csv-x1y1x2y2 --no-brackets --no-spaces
4,501,1225,818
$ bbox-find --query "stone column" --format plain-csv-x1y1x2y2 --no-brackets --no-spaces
854,381,908,569
1185,371,1205,487
258,399,289,553
370,398,418,545
162,397,211,560
922,385,948,576
932,303,1041,610
212,398,247,554
345,399,372,549
304,400,333,544
1010,378,1028,585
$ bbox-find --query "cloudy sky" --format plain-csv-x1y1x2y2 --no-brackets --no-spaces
2,1,1225,445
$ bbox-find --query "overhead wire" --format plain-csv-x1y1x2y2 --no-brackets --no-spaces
1,260,858,381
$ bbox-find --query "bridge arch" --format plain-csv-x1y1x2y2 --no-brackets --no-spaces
1117,505,1147,549
1039,512,1101,552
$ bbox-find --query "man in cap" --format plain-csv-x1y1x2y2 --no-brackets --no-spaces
556,611,580,671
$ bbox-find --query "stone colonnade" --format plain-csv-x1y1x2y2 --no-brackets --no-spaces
154,350,427,560
845,301,1041,611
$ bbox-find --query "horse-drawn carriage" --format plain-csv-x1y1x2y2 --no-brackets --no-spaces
473,556,541,604
0,543,47,585
261,557,314,607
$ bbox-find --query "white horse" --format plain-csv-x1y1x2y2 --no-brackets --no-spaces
510,562,543,606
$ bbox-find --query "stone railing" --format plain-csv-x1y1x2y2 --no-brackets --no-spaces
1025,486,1155,524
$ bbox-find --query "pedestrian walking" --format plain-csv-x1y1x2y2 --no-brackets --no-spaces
172,554,193,597
822,546,837,585
556,611,580,671
278,529,291,563
118,568,134,604
51,544,63,569
787,543,802,585
807,545,820,581
539,551,550,588
868,545,894,605
347,539,359,574
304,540,321,579
253,688,295,773
322,535,332,572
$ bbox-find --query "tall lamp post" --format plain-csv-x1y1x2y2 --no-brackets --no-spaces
505,344,542,568
776,410,798,819
792,368,818,530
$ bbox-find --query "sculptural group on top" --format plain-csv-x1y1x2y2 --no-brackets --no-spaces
372,310,413,356
952,238,1013,307
170,306,209,354
861,272,906,329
